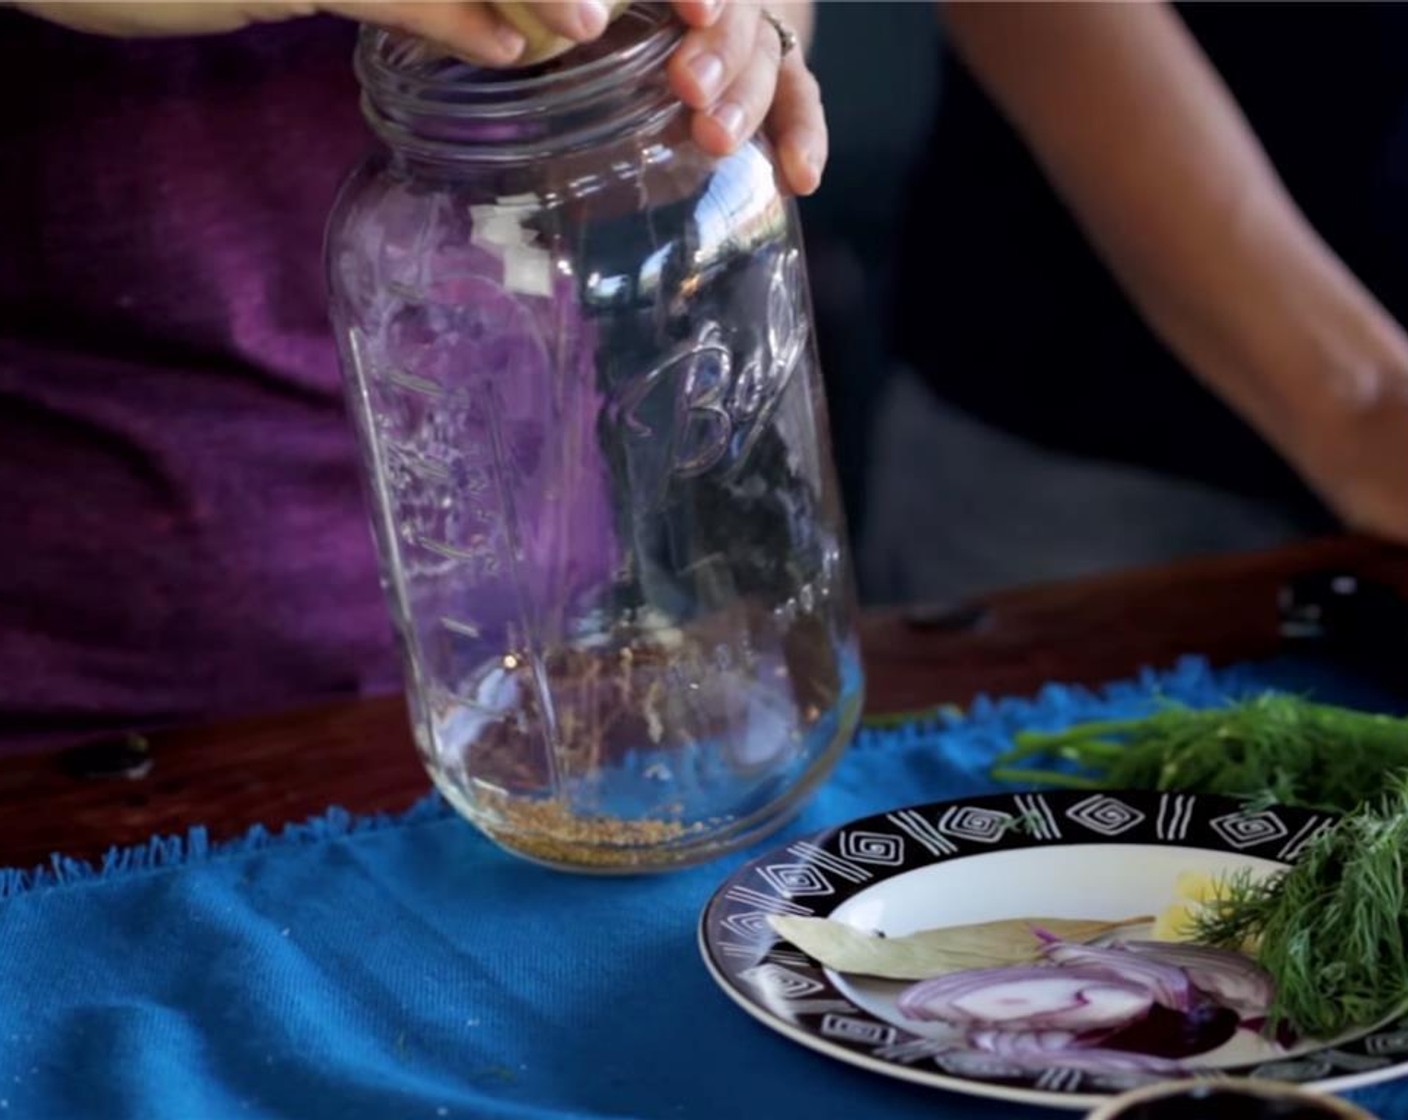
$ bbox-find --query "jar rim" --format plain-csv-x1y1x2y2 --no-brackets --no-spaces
355,3,682,121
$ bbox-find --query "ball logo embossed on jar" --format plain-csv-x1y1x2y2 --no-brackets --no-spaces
610,248,810,490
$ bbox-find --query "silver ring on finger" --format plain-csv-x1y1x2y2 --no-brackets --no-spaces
760,8,797,62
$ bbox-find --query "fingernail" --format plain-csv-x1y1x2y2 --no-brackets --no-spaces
687,52,725,97
783,144,817,194
714,101,746,142
495,25,526,59
576,0,609,38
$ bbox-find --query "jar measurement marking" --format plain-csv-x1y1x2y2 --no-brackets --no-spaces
386,448,451,481
416,534,499,569
381,366,444,398
440,616,483,640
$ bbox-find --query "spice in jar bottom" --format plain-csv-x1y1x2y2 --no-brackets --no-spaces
476,791,707,869
461,608,844,796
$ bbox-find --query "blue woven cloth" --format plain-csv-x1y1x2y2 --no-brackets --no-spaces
2,657,1405,1120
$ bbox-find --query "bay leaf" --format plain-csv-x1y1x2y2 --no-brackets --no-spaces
767,914,1152,980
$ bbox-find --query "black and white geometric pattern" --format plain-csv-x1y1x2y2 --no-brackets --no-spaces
819,1014,897,1046
1156,793,1195,841
884,809,957,857
739,963,825,999
1012,794,1061,841
1366,1031,1408,1057
720,911,777,939
1208,809,1290,851
1277,815,1335,862
723,885,813,916
757,862,835,898
701,789,1404,1103
1065,794,1146,836
786,841,870,883
936,804,1013,845
873,1037,949,1064
1034,1068,1084,1094
837,830,906,866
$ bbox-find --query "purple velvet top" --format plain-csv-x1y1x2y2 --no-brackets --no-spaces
0,13,402,752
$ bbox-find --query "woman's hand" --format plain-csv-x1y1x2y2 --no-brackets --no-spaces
668,1,826,194
16,0,826,194
16,2,569,63
1287,373,1408,547
1229,255,1408,546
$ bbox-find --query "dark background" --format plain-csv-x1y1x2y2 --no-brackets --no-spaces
797,4,1331,608
800,2,941,564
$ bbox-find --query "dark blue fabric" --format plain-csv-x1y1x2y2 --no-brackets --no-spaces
0,657,1403,1119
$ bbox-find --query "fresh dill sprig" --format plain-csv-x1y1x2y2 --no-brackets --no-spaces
1193,774,1408,1038
989,693,1408,1038
990,694,1408,814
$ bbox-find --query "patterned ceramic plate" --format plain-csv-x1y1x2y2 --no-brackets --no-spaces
700,790,1408,1111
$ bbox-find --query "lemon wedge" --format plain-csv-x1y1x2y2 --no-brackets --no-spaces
493,1,632,65
1151,870,1232,942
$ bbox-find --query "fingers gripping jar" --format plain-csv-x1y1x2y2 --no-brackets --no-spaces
326,4,863,871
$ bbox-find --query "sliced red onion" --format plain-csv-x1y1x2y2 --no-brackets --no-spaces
965,1028,1083,1055
898,966,1154,1032
1118,940,1274,1020
964,1032,1187,1075
1041,940,1195,1011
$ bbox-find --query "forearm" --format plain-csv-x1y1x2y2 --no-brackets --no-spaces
943,2,1408,446
12,2,273,35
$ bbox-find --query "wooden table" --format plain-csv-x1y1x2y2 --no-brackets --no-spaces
3,534,1405,870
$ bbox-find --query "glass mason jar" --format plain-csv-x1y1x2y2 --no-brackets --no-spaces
326,4,863,872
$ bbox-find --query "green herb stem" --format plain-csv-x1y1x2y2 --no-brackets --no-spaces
1195,775,1408,1037
991,694,1408,815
